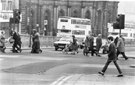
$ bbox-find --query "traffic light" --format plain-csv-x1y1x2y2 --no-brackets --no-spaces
13,10,21,23
113,14,125,29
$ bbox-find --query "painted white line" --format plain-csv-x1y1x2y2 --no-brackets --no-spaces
57,76,73,85
50,76,66,85
0,58,3,61
0,55,19,58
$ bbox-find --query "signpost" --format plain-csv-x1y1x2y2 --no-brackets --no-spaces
44,20,48,25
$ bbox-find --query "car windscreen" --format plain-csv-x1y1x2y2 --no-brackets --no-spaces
59,38,72,42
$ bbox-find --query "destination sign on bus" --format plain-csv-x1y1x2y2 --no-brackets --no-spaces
75,25,86,29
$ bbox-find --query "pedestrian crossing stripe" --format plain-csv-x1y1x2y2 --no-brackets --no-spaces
0,55,19,58
0,58,3,61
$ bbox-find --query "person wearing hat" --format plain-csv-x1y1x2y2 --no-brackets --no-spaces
116,34,128,60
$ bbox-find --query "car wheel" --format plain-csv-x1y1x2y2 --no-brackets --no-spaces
55,47,58,51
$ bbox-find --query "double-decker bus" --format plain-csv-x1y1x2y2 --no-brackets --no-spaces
108,23,135,40
57,16,92,40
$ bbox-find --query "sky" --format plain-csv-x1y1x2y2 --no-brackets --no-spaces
118,0,135,23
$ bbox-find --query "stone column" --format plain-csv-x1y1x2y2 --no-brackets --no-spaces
67,6,71,17
81,1,85,18
53,5,58,36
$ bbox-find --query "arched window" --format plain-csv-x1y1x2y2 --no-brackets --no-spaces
44,9,51,35
30,9,35,30
58,9,65,18
85,10,91,19
72,10,78,17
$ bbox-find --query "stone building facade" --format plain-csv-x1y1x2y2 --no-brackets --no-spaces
20,0,119,37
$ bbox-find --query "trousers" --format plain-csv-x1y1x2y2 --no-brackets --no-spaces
102,59,122,74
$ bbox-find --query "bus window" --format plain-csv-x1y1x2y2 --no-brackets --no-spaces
134,33,135,38
130,33,132,37
111,33,119,35
59,29,71,33
87,21,91,25
72,30,85,35
71,19,76,24
76,20,80,24
121,33,128,37
60,19,68,22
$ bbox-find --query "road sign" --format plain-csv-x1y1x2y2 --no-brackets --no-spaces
44,20,48,25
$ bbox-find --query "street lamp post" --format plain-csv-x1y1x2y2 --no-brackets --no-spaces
37,0,39,32
29,0,32,47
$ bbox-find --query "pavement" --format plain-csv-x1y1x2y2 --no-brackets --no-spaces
1,46,135,85
51,74,135,85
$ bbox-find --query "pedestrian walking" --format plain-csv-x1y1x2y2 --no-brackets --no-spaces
116,35,128,60
12,31,22,53
31,29,42,53
83,36,90,56
0,28,6,53
88,33,95,56
114,37,119,46
72,35,78,54
96,34,102,56
98,36,123,77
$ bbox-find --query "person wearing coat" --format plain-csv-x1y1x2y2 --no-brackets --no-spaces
72,35,78,54
98,36,123,77
31,29,41,53
114,37,119,46
96,34,102,56
0,29,6,53
88,33,94,56
12,31,22,53
116,35,128,60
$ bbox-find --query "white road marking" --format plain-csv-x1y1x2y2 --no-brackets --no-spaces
0,55,19,58
50,76,66,85
0,58,3,61
57,76,73,85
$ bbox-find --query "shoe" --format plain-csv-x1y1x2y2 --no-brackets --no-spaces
117,74,123,77
125,58,128,60
98,72,104,75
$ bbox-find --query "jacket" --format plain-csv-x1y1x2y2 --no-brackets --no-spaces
117,38,125,52
108,42,117,61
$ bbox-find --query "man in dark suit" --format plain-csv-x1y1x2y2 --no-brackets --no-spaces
98,36,123,77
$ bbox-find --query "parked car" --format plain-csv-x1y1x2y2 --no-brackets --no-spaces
54,37,81,51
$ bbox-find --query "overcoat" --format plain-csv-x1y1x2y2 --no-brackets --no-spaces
117,38,125,52
96,37,102,51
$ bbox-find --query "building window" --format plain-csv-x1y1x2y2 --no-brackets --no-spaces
8,1,12,10
2,2,6,10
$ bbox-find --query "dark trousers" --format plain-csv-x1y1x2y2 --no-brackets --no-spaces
117,50,128,59
89,47,95,56
13,42,21,52
102,59,122,74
